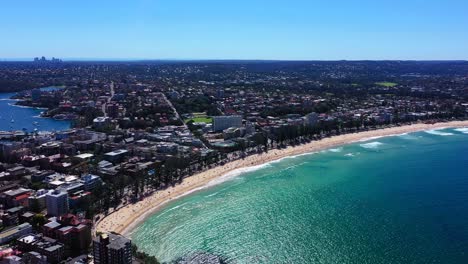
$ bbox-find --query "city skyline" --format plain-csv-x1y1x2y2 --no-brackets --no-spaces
2,0,468,60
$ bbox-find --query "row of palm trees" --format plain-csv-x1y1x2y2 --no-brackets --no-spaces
91,113,466,218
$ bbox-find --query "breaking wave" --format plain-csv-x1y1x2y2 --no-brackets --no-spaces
454,128,468,134
329,147,343,153
360,142,384,149
206,163,272,187
425,129,454,136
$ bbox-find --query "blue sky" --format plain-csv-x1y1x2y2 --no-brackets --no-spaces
1,0,468,60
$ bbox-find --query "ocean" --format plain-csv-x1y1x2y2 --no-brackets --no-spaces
132,128,468,264
0,86,70,132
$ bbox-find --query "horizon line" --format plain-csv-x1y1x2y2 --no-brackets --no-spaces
0,58,467,63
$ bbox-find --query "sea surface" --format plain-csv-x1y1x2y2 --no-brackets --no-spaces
0,86,70,132
132,127,468,263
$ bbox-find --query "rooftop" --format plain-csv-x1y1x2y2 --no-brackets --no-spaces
104,149,129,156
0,223,32,239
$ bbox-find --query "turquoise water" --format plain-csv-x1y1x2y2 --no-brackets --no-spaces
0,86,70,132
132,128,468,264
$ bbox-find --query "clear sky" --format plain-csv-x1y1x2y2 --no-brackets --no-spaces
1,0,468,60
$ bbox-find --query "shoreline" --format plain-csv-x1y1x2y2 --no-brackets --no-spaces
95,121,468,236
0,92,71,132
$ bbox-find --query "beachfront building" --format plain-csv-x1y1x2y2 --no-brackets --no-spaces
46,190,69,217
93,233,132,264
213,115,242,132
81,174,103,191
304,112,319,127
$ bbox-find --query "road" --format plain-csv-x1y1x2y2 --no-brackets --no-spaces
162,93,208,148
102,81,115,117
162,93,186,128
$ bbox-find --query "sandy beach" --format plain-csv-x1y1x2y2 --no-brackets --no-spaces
96,121,468,236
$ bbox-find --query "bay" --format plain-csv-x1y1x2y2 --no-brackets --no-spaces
0,86,71,132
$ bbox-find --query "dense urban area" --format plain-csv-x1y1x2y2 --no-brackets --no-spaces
0,59,467,263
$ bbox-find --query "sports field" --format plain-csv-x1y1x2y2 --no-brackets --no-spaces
375,82,398,87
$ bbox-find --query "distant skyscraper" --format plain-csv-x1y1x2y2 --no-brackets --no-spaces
33,56,62,63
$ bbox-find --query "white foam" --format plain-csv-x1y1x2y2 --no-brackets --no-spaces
356,135,386,142
205,191,220,198
137,163,273,220
360,141,384,149
205,149,321,187
329,147,343,153
152,203,186,219
425,129,454,136
269,151,318,164
206,163,272,187
397,133,419,140
454,128,468,134
280,162,308,172
123,151,327,234
344,153,355,157
354,132,409,143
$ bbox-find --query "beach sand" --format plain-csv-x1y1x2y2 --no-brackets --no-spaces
95,121,468,236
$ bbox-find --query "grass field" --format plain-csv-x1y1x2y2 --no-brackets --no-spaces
185,117,213,123
375,82,398,87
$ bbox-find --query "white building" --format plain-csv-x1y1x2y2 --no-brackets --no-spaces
81,174,103,191
46,190,69,217
104,149,129,163
213,115,242,132
93,117,111,129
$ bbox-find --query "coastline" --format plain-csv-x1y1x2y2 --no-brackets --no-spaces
95,121,468,236
9,102,49,110
0,91,71,132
